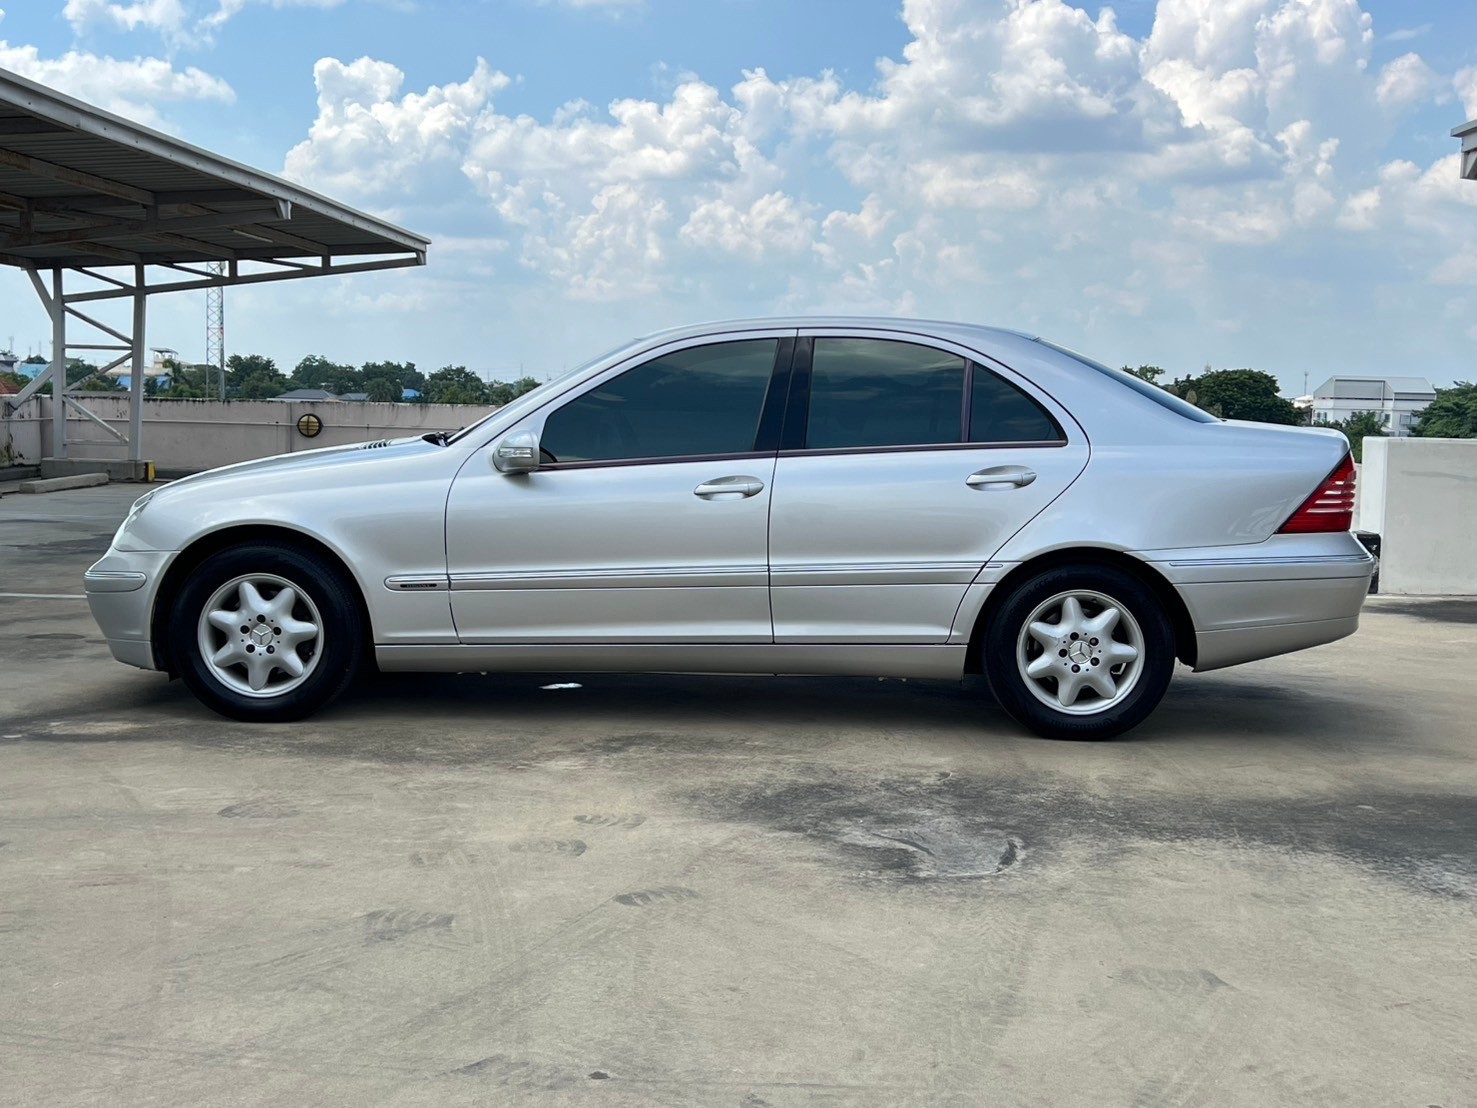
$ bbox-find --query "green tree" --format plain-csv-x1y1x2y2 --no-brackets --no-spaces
236,371,290,399
424,365,489,405
23,358,122,395
364,376,401,403
291,354,362,396
157,359,212,399
1411,381,1477,439
1179,369,1301,425
486,375,542,405
1123,365,1166,384
361,360,423,395
0,370,28,392
1317,410,1385,462
226,353,279,389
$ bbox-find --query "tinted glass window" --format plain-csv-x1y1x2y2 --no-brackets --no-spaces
805,339,964,449
541,340,778,463
970,365,1063,442
1036,338,1218,424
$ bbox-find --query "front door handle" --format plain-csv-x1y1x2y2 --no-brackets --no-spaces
966,465,1037,490
694,475,766,500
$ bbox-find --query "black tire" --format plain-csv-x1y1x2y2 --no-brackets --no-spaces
983,563,1175,741
168,542,366,722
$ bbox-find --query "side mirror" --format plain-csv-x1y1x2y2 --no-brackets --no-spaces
492,429,541,474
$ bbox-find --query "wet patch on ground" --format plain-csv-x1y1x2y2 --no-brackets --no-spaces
6,537,110,558
695,772,1477,897
362,909,455,943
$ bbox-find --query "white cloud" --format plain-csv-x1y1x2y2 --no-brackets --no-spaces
264,0,1477,382
63,0,349,45
1375,52,1438,108
1384,24,1430,44
285,56,507,200
0,22,233,127
1457,67,1477,119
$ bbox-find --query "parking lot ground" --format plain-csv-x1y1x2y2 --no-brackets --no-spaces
1,483,1474,1107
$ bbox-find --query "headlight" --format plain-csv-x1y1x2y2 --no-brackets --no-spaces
112,490,157,546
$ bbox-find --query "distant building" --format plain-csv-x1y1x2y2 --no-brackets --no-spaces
1310,375,1436,437
0,377,19,397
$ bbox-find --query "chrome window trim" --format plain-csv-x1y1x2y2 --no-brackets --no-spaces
776,439,1067,459
535,450,776,473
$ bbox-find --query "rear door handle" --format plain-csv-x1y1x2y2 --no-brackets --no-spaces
966,466,1037,489
694,475,766,499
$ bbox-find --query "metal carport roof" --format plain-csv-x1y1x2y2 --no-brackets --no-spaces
0,67,426,270
1455,120,1477,182
0,66,430,465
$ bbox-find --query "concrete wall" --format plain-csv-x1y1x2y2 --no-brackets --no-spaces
2,395,499,473
1359,437,1477,596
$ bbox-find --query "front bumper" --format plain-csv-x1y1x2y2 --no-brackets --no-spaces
84,549,175,670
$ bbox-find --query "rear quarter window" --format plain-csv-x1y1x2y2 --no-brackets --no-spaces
1036,339,1219,424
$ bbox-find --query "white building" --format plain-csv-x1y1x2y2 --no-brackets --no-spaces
1309,375,1436,437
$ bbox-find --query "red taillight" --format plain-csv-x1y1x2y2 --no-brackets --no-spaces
1278,453,1356,534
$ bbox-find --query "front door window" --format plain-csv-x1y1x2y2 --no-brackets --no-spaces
541,339,780,464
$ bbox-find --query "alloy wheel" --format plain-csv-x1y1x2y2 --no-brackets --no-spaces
1015,589,1145,715
195,573,324,698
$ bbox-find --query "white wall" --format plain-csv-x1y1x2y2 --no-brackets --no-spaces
2,395,499,472
1359,437,1477,596
1311,397,1427,437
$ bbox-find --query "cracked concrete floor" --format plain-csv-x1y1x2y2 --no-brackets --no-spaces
1,484,1474,1107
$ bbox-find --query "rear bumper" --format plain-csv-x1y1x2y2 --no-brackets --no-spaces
1139,534,1375,672
1193,615,1360,672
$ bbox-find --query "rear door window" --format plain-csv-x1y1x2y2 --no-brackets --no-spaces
804,338,965,450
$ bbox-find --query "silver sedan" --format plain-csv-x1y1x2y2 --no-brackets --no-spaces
85,318,1374,739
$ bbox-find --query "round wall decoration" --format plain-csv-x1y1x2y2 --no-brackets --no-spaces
296,412,323,438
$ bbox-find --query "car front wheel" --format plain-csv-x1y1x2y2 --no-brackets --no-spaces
984,564,1175,740
169,543,365,722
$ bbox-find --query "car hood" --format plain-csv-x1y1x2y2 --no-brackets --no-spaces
159,435,442,493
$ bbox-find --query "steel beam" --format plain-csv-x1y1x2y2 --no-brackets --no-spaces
61,394,127,444
50,268,65,459
0,205,286,249
0,118,69,136
0,146,154,206
130,264,145,461
63,253,425,303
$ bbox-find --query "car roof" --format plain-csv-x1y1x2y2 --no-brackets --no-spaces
635,316,1041,346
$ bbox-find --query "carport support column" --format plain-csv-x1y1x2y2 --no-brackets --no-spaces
129,265,145,462
49,268,66,461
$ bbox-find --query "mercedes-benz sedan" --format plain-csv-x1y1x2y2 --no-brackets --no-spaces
85,318,1374,739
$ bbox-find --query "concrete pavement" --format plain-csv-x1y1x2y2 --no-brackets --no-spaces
2,484,1473,1106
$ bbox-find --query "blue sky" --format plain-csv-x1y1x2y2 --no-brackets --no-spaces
3,0,1477,391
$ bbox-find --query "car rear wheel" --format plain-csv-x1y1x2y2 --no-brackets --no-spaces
984,564,1175,740
169,543,365,722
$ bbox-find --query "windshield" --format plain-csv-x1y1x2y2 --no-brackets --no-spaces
446,339,641,445
1036,338,1219,424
